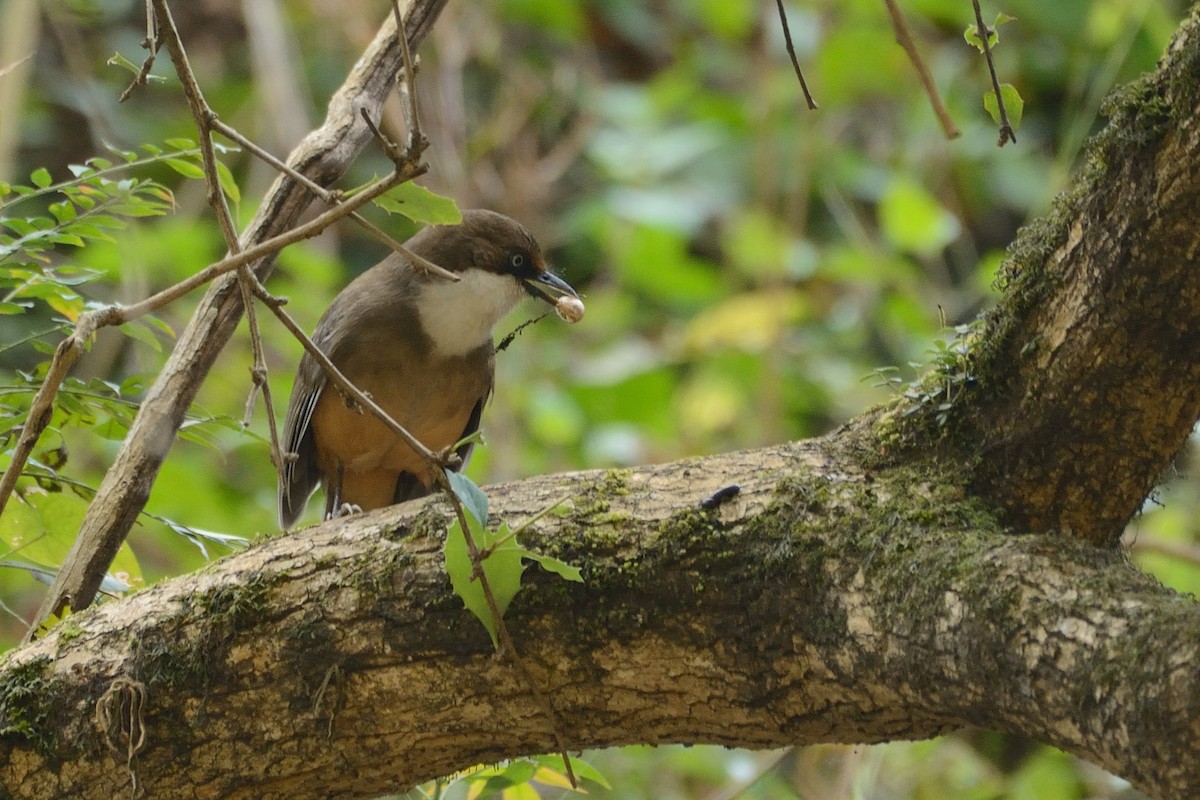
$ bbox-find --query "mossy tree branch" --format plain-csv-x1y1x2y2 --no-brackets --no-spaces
1,435,1196,799
951,5,1200,545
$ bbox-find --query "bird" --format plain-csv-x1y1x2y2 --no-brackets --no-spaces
277,209,582,528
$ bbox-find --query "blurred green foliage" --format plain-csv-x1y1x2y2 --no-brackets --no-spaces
0,0,1191,797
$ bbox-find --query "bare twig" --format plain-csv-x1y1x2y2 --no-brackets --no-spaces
971,0,1016,146
150,0,285,469
25,0,451,639
496,311,552,353
882,0,960,139
0,312,117,518
0,163,417,530
118,0,159,102
773,0,818,110
7,175,418,629
390,0,424,150
433,469,578,788
153,0,238,250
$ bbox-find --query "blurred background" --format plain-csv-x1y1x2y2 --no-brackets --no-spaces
0,0,1193,797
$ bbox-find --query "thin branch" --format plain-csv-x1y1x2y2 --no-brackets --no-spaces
882,0,960,139
117,166,416,318
149,0,285,469
433,468,578,788
0,308,121,519
152,0,239,250
773,0,818,110
1130,536,1200,567
117,0,158,103
391,0,424,150
971,0,1016,146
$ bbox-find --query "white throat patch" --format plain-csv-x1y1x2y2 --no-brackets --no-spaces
416,269,526,356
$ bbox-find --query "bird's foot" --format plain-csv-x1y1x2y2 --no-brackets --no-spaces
325,503,363,521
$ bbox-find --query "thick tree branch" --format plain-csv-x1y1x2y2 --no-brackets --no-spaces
1,433,1195,799
936,5,1200,545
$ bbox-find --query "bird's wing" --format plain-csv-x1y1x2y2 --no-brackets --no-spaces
278,353,327,529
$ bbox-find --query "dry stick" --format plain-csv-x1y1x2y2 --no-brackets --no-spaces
0,164,415,532
1130,537,1200,567
971,0,1015,146
435,468,578,788
118,0,158,103
26,0,450,639
773,0,818,110
882,0,960,139
391,0,424,152
0,308,121,518
152,0,284,467
154,0,238,250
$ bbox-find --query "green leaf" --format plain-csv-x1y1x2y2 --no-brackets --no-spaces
165,158,205,180
118,321,163,351
30,168,52,188
522,550,583,582
879,177,961,256
215,160,241,204
984,83,1025,131
963,13,1013,52
107,51,144,77
446,469,488,525
533,754,611,790
0,491,142,590
372,181,462,225
443,515,526,648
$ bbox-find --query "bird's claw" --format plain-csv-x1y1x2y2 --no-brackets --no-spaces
325,503,363,521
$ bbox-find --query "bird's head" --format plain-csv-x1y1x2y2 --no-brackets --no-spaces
408,209,584,355
460,209,580,307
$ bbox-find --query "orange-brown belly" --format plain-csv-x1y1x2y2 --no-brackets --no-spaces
310,375,479,511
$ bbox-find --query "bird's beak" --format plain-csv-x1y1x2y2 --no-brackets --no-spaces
522,270,578,305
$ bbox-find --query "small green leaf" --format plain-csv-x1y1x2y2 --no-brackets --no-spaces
522,550,583,582
107,51,143,77
118,321,163,351
373,181,462,225
165,158,205,180
984,83,1024,131
215,160,241,204
533,754,611,790
30,168,52,188
446,469,488,525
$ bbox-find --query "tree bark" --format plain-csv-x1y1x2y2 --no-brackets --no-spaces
951,7,1200,545
2,435,1197,799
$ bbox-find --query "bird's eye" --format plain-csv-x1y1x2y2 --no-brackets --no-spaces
509,252,526,270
